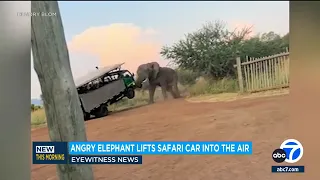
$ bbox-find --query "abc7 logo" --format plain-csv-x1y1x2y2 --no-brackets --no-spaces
272,149,287,163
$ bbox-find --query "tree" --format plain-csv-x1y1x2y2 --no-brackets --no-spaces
161,21,289,80
175,68,201,85
161,21,252,79
31,104,35,111
282,32,289,50
31,2,94,180
238,32,289,59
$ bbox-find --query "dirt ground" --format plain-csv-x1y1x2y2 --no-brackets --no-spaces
32,94,293,180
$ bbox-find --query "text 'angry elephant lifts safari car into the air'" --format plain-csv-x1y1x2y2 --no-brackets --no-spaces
74,63,136,120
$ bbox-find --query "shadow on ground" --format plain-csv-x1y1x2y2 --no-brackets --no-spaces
86,103,149,121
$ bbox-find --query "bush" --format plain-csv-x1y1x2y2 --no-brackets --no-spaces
176,68,200,85
31,104,42,112
31,109,46,127
161,21,289,80
188,77,238,96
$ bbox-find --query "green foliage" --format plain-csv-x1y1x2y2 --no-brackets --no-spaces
188,78,238,96
161,21,289,80
31,104,42,112
176,68,201,85
239,32,289,60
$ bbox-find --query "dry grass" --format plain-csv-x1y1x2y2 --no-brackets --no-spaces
31,90,161,128
30,78,239,128
187,77,238,96
185,75,289,103
31,109,46,128
187,88,289,103
242,56,289,92
31,77,288,128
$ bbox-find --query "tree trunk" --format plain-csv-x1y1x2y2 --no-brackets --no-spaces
31,2,94,180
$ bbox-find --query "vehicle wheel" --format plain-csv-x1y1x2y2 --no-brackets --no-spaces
94,104,108,118
126,88,135,99
83,112,91,121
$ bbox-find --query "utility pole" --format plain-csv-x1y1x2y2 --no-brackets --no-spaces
31,2,94,180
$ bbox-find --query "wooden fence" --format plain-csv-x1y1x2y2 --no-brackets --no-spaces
234,50,290,93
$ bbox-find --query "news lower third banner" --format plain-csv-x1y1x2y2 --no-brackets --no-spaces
33,141,252,164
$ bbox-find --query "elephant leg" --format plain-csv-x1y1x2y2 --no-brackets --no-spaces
167,86,177,98
148,85,156,104
160,84,168,100
172,82,181,98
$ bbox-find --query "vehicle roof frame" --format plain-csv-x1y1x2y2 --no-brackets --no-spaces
74,63,125,88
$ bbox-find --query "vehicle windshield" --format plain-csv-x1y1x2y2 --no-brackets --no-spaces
121,71,132,78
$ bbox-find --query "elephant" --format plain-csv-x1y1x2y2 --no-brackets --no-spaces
135,62,181,104
138,79,150,91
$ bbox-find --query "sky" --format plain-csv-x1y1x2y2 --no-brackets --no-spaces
31,1,289,99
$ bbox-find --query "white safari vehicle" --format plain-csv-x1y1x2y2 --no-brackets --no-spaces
75,63,136,120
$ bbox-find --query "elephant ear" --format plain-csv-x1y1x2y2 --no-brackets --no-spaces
148,62,160,80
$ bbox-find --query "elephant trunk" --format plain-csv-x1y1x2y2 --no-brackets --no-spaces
135,74,145,88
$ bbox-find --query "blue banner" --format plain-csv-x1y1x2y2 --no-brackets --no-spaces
69,155,142,164
271,166,305,173
68,141,252,155
33,142,68,164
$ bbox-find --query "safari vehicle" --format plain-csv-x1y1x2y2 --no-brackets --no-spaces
75,63,136,120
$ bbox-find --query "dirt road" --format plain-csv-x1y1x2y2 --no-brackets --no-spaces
32,95,292,180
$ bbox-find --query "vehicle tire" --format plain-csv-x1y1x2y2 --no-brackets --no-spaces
83,112,91,121
94,104,108,118
126,88,135,99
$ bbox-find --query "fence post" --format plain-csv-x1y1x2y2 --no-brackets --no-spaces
236,57,244,93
